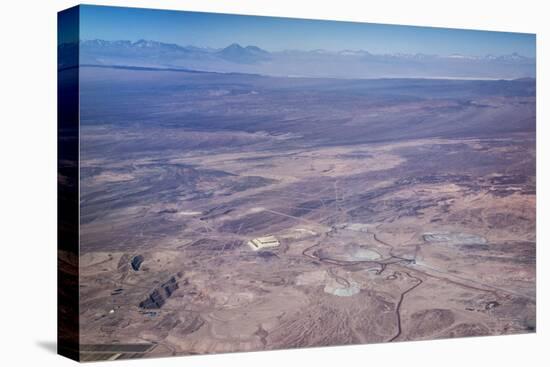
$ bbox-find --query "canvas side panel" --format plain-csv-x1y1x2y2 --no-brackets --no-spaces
58,5,80,362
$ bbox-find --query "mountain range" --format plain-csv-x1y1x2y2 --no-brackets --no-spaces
61,39,536,79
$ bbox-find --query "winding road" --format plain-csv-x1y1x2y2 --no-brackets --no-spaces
387,271,423,342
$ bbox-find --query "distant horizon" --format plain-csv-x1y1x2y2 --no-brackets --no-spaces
77,64,535,82
76,38,536,58
78,5,536,58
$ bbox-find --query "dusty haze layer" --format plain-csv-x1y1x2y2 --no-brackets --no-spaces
59,40,536,79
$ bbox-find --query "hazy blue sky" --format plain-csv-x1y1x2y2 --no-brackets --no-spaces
79,5,536,57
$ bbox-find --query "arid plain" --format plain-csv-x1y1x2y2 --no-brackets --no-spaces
75,66,535,360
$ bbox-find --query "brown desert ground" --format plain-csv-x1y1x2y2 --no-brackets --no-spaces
70,67,535,360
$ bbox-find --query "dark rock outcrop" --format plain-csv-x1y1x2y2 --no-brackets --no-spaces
131,255,144,271
139,276,179,309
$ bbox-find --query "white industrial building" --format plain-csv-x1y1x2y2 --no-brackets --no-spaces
247,235,280,251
